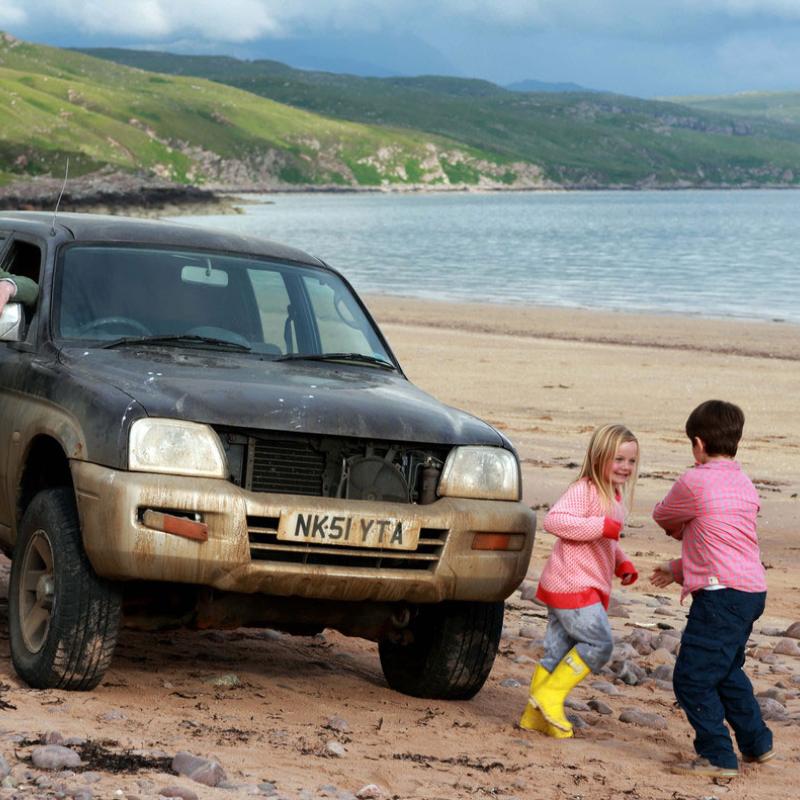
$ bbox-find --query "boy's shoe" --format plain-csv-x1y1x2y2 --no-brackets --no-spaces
669,758,738,778
742,749,776,764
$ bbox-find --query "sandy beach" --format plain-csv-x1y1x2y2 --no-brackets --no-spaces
1,298,799,800
368,296,800,543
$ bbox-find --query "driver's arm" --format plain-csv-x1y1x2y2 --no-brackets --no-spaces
0,270,39,308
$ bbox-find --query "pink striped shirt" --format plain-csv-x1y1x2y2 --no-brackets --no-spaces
652,460,767,602
537,478,636,610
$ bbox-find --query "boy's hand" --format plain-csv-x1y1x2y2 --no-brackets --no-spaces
650,562,675,588
664,526,684,540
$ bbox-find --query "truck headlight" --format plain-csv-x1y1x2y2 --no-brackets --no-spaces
129,419,227,478
438,446,520,501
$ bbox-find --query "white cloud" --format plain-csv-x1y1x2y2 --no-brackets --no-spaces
37,0,282,42
705,0,800,15
13,1,800,45
430,0,800,37
7,1,413,43
6,0,800,73
0,1,27,27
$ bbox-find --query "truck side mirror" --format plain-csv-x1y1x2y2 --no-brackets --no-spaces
0,302,23,341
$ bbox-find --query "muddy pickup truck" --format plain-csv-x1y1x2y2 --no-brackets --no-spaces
0,211,535,698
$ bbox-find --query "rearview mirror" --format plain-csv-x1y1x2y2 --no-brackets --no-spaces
181,265,229,288
0,302,22,342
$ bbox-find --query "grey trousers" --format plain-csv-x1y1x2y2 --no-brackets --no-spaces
541,602,614,674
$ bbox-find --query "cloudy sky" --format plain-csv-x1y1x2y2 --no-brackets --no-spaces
2,0,799,97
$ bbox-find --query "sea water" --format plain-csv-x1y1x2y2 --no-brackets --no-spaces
170,189,800,324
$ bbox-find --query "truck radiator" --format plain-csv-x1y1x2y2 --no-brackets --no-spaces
248,438,324,496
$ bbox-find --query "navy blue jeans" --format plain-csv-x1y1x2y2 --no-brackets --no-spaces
673,588,772,769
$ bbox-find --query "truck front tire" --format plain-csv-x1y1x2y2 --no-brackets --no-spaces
379,600,504,700
9,487,121,690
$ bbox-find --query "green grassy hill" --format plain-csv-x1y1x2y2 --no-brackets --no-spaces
0,33,523,190
77,47,800,188
4,33,800,191
671,91,800,126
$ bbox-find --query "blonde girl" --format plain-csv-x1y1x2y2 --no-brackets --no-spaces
519,424,639,739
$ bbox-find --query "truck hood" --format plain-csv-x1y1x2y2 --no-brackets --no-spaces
59,347,503,446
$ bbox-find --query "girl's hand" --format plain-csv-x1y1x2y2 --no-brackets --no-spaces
650,562,674,588
615,560,638,585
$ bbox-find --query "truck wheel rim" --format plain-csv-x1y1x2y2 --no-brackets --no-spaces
18,530,55,653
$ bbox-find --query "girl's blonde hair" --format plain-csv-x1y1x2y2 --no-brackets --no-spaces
578,423,639,510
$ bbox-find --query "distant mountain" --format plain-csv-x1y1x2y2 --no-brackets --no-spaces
670,91,800,126
506,79,596,93
75,46,800,188
230,32,460,79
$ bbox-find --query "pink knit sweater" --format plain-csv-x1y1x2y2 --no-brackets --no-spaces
536,478,636,610
652,460,767,602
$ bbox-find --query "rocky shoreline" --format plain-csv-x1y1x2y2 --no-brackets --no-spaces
0,173,243,218
4,171,800,220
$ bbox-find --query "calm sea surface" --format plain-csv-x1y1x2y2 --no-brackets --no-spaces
170,190,800,324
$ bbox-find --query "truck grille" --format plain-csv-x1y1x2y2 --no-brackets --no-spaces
249,439,325,496
215,427,450,502
247,516,447,571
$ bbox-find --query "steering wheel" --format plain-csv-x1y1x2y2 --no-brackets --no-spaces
78,316,152,337
334,293,362,330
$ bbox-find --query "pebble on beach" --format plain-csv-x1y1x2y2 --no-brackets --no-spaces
618,709,668,730
355,785,386,799
324,716,350,733
157,785,199,800
324,741,346,758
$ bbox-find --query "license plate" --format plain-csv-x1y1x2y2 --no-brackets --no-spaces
278,512,420,551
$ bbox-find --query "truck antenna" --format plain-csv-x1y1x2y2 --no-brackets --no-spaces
50,157,69,236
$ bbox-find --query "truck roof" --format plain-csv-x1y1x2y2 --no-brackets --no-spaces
0,210,323,267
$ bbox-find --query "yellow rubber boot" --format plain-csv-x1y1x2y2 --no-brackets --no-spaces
530,647,590,732
519,665,574,739
519,664,550,732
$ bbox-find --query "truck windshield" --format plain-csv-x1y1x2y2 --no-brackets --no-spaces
52,244,393,363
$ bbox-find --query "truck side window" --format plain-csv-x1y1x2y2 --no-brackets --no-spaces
1,240,42,285
1,240,42,333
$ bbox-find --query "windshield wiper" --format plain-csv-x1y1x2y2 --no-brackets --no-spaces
275,352,396,370
100,334,252,352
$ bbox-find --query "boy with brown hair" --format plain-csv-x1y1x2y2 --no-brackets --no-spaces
651,399,772,777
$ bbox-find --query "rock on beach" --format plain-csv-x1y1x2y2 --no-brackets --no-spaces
774,638,800,657
757,697,789,721
783,621,800,639
171,752,227,787
30,745,82,770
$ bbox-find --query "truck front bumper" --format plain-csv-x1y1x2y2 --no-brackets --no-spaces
72,461,535,604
